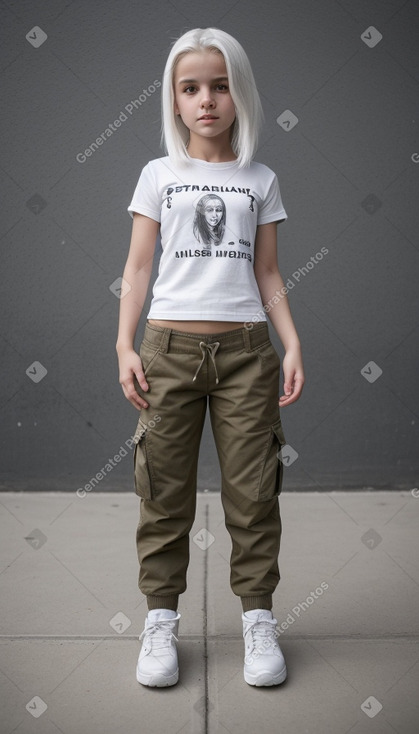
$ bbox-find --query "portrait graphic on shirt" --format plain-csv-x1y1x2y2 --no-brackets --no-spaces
193,194,226,246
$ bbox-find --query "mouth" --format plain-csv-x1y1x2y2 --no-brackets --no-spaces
198,115,219,120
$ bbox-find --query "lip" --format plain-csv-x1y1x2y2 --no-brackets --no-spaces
198,115,219,120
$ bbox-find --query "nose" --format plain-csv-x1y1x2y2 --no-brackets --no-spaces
200,86,215,108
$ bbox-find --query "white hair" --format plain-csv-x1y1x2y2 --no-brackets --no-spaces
161,28,264,168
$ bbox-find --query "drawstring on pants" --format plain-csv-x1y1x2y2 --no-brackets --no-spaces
192,341,220,384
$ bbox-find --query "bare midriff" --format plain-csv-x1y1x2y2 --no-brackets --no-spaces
148,319,246,334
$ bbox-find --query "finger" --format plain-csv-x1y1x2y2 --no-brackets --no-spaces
132,371,150,404
123,382,149,410
292,376,305,399
129,389,149,409
279,393,297,407
279,376,304,405
282,371,295,398
131,397,146,411
283,379,293,397
135,369,149,392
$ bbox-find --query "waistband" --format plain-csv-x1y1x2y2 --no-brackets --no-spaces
142,321,270,354
142,321,271,386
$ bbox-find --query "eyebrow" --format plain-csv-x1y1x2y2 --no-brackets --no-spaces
177,76,229,85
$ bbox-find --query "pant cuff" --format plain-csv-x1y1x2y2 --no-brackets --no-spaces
241,594,273,612
147,594,179,611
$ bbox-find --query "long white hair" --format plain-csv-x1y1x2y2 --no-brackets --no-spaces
161,28,264,168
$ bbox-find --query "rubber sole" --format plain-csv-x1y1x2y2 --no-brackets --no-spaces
244,664,287,687
136,667,179,687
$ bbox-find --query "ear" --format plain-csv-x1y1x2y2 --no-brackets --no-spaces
174,102,180,115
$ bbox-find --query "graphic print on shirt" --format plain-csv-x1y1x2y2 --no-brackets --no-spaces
193,194,226,246
168,184,255,262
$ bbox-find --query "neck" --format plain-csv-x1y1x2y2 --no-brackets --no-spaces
186,132,236,163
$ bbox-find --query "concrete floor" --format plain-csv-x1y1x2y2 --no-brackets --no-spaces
0,490,418,734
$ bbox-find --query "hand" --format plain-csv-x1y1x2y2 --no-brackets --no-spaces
279,346,305,407
117,347,149,411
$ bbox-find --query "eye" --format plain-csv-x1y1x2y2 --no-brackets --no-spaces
183,85,196,94
215,84,228,91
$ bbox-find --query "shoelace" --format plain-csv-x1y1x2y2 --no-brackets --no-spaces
139,621,179,650
246,619,278,654
192,341,220,384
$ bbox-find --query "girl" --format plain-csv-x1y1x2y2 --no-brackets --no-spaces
193,193,226,245
116,27,304,688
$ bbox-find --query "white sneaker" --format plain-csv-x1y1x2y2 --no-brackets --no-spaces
136,609,181,687
242,609,287,686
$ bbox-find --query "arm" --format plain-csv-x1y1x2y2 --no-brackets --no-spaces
116,213,159,410
254,222,305,407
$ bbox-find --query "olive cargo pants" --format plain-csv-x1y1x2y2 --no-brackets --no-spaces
133,321,286,613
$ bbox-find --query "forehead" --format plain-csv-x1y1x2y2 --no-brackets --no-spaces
174,50,228,81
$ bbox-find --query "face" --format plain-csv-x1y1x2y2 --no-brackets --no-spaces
203,200,223,227
173,50,236,145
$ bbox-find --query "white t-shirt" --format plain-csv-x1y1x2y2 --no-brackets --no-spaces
127,155,288,321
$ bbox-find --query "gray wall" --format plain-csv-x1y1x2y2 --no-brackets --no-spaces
1,0,418,492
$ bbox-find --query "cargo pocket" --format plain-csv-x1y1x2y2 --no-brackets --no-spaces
133,418,153,500
257,417,287,501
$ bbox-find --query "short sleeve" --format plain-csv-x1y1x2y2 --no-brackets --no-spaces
257,171,288,225
127,162,161,221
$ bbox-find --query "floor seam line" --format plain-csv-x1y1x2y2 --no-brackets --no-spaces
204,502,209,734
